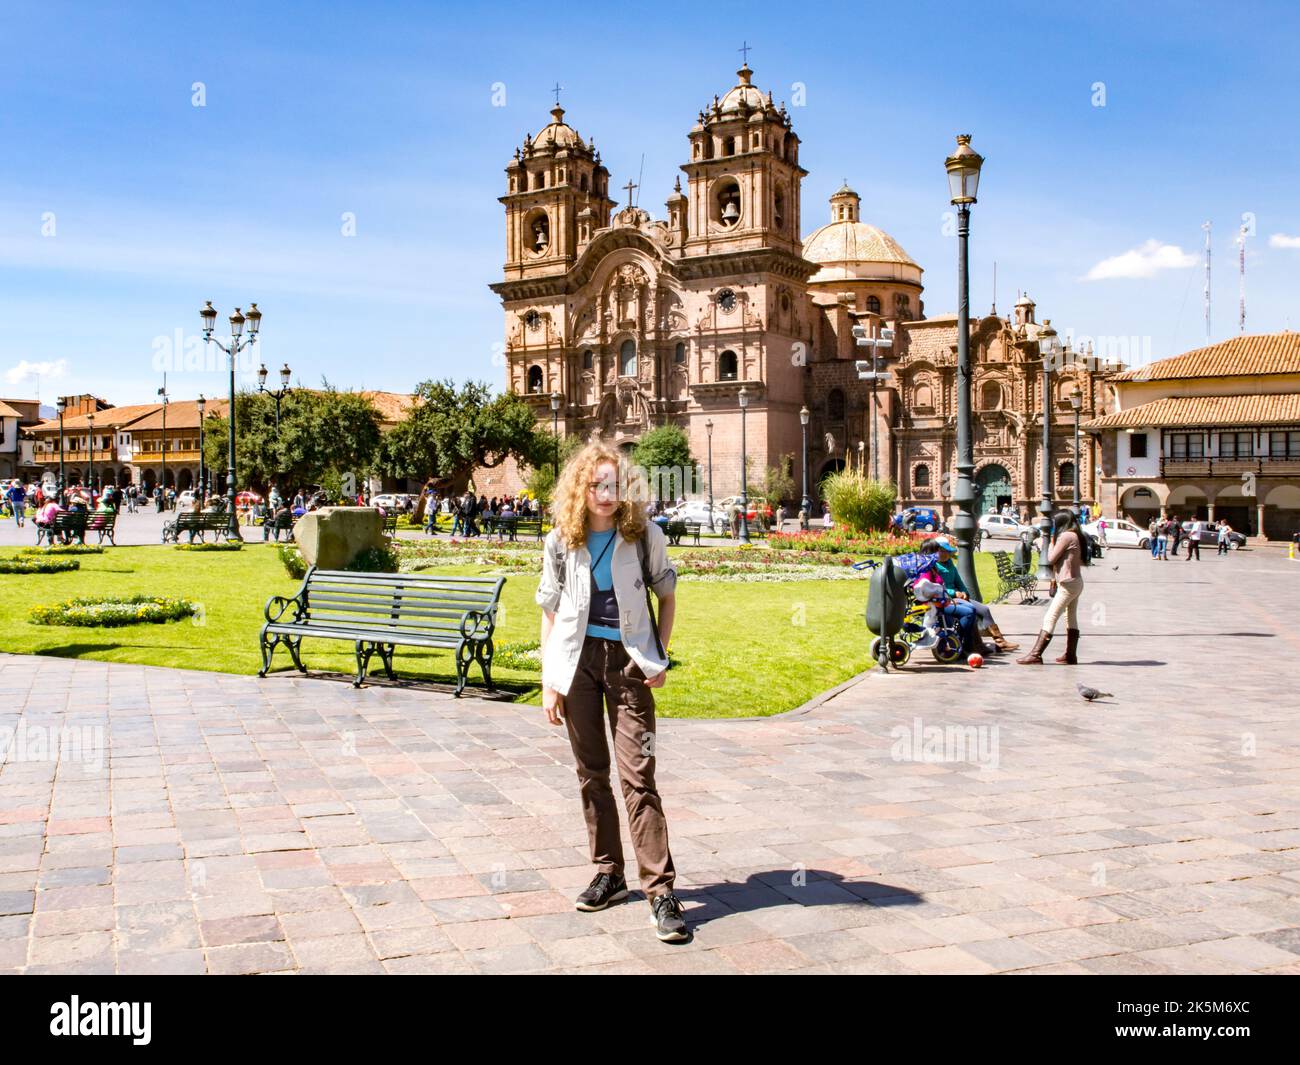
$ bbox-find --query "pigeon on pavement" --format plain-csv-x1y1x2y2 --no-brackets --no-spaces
1077,683,1113,701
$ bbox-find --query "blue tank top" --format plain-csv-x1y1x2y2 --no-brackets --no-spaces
585,528,621,640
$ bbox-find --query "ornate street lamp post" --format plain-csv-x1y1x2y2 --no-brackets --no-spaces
944,134,985,600
201,300,261,541
799,405,810,530
1069,387,1083,517
157,382,169,505
1036,321,1061,582
197,394,207,507
86,412,96,502
705,418,715,533
55,396,66,500
549,391,561,482
737,387,750,543
258,362,292,495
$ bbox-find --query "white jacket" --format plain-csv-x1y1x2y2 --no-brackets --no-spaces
536,522,677,696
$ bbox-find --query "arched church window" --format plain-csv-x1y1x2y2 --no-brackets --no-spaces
867,296,881,314
527,366,544,393
914,383,934,410
774,185,786,231
915,464,931,487
827,388,845,422
718,350,738,381
620,339,637,377
1059,461,1076,488
981,380,1003,410
895,293,911,315
674,342,686,364
582,349,593,370
723,136,735,156
527,210,550,253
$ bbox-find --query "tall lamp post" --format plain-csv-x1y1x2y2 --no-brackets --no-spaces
737,386,750,543
1036,321,1061,582
55,397,67,500
799,405,810,529
1069,387,1083,517
201,300,261,541
196,395,207,507
944,133,985,600
86,412,96,502
258,362,292,496
549,391,561,482
157,382,169,505
705,418,715,532
853,320,895,483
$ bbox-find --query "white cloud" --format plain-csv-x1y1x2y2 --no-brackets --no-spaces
5,358,68,385
1083,239,1198,281
1269,233,1300,249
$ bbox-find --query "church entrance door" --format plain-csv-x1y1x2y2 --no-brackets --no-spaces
975,464,1012,516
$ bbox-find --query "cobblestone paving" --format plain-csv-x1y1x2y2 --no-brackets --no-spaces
1,546,1297,973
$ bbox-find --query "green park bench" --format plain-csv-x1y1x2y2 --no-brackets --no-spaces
257,568,505,694
35,510,89,546
163,511,239,544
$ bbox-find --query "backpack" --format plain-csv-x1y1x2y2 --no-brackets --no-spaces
551,529,666,659
1078,529,1096,566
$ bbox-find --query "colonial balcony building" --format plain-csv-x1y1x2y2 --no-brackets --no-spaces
1086,332,1300,539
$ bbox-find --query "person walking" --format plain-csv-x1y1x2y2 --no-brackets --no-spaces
6,481,26,527
1186,520,1202,560
1017,509,1086,665
536,441,685,942
1148,517,1159,558
1168,515,1183,557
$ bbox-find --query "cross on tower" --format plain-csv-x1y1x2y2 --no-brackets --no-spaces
552,82,563,106
738,41,752,65
622,178,638,208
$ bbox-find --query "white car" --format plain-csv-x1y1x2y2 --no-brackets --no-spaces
371,493,402,509
978,513,1029,540
665,500,727,532
1083,517,1149,549
176,490,198,508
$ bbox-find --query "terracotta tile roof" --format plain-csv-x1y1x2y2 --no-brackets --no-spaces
1111,332,1300,382
30,403,163,433
0,400,22,419
359,390,418,424
125,399,228,432
1084,393,1300,430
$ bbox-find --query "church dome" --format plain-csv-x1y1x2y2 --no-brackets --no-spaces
532,106,586,150
802,186,921,284
718,64,767,113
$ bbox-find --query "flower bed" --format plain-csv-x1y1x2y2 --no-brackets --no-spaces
19,544,104,556
29,595,199,627
766,527,924,556
494,640,542,671
0,557,81,574
175,541,243,551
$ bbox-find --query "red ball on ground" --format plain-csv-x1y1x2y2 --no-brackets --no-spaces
967,653,984,669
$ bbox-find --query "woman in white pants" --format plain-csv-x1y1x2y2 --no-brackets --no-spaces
1017,510,1085,665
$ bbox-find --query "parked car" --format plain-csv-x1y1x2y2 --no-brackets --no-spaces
891,507,943,533
176,490,198,509
1180,519,1246,549
235,490,263,508
1083,517,1149,549
665,500,727,533
371,493,401,509
978,513,1029,540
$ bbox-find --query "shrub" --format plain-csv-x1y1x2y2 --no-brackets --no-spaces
0,557,81,574
19,544,104,556
820,461,897,533
278,542,308,580
344,545,400,573
30,595,198,627
175,541,242,552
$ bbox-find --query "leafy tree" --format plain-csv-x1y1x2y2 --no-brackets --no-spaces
763,452,797,507
379,380,543,495
631,424,697,500
525,431,585,510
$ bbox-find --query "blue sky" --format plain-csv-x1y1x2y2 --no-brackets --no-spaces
2,0,1298,407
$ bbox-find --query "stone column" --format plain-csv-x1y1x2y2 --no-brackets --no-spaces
1256,502,1267,539
1206,503,1215,522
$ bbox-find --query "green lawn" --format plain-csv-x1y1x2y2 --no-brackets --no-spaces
0,543,1003,718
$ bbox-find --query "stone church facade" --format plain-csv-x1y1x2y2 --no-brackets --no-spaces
479,63,1111,518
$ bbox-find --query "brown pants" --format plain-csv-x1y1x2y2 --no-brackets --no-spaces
563,635,676,898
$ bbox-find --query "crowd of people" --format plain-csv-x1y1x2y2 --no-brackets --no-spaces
1145,515,1236,559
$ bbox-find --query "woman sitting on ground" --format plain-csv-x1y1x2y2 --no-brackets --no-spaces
919,536,1020,653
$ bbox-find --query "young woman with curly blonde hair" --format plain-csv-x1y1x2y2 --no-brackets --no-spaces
536,440,686,942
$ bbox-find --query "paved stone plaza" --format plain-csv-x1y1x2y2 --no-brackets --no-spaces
1,545,1298,974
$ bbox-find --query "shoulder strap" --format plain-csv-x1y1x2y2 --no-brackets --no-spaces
638,531,666,660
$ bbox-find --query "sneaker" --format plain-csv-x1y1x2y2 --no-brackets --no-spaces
574,871,628,912
649,892,689,942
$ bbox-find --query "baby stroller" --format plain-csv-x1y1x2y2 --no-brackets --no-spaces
859,558,966,670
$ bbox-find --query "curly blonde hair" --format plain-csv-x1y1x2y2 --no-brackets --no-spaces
551,440,648,548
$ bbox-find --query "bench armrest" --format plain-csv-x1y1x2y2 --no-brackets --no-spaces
264,594,304,624
458,606,496,641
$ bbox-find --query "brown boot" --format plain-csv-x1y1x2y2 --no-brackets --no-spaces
1054,628,1080,664
1016,631,1052,664
986,624,1020,652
